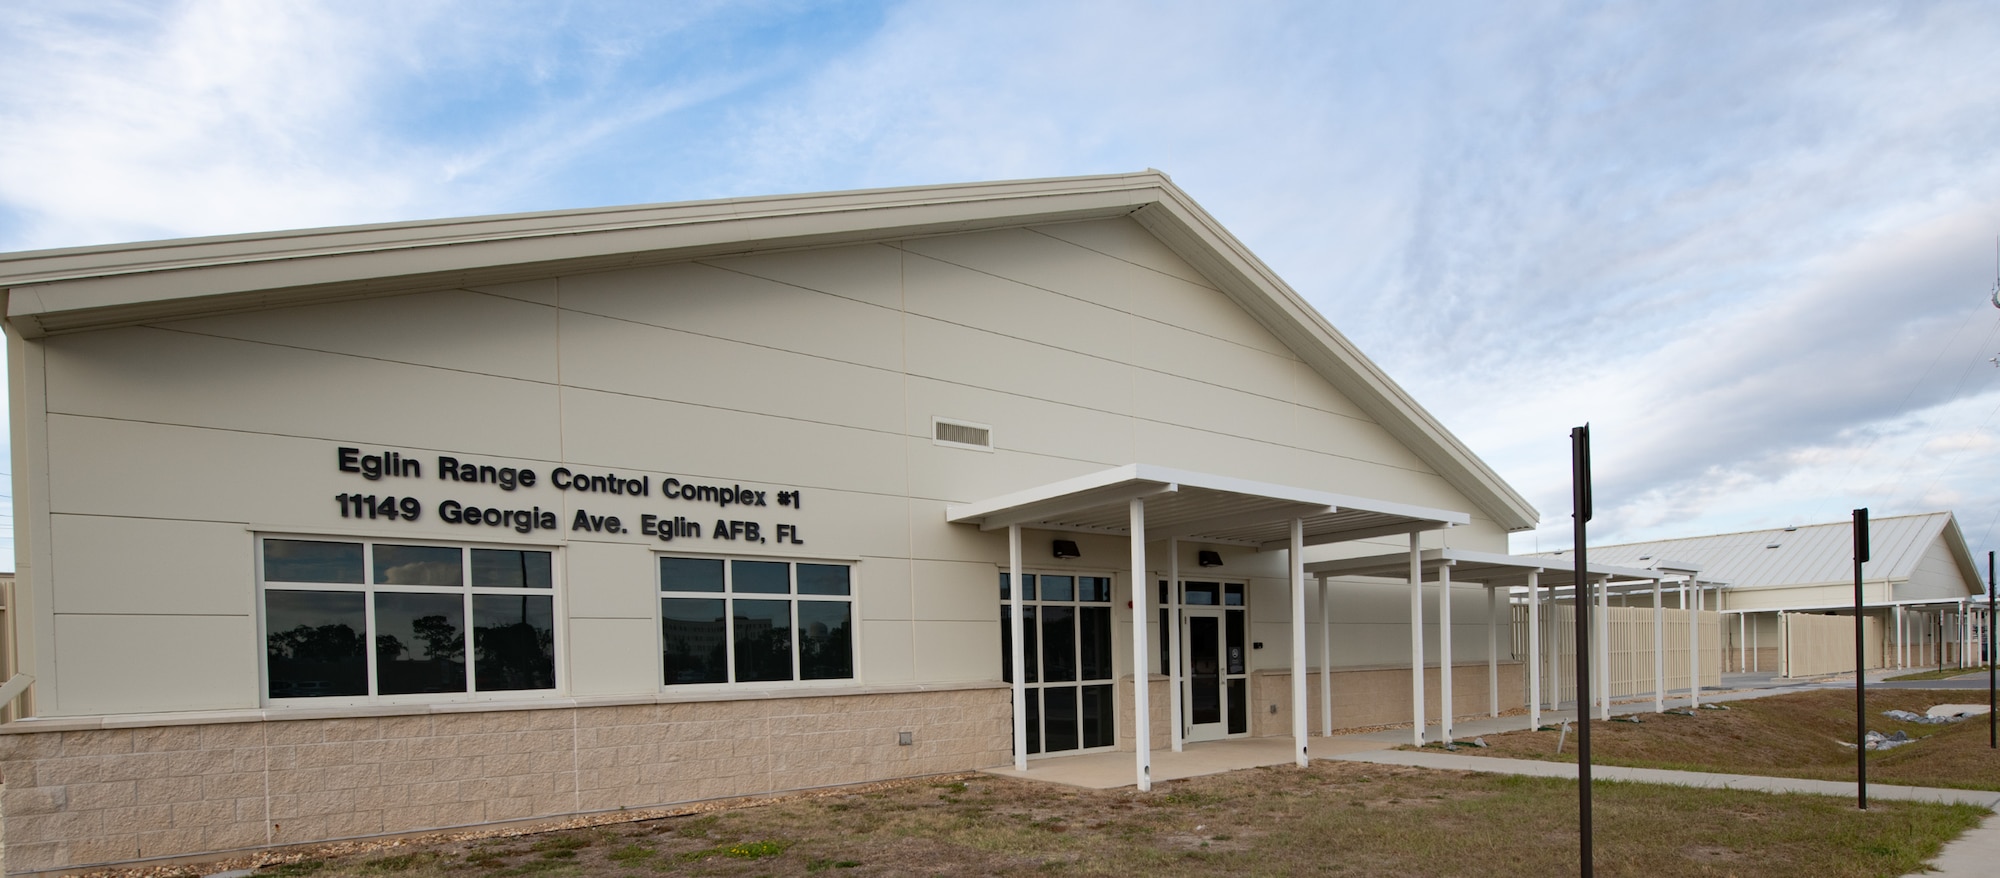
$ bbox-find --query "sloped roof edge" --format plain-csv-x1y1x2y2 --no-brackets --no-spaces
0,170,1538,530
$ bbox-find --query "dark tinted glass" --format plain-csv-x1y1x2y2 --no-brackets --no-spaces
1227,678,1247,734
1082,683,1116,748
264,540,363,584
471,550,553,588
374,545,462,586
734,599,793,682
374,592,466,695
1022,606,1038,683
473,594,555,691
661,598,726,683
1185,582,1219,606
1079,606,1112,680
1040,604,1076,682
1079,576,1111,602
1040,575,1073,602
1042,686,1078,752
733,560,789,594
798,601,852,680
660,557,724,592
1225,583,1244,606
1226,610,1246,675
265,590,368,698
1001,605,1015,683
797,564,849,596
1025,685,1042,754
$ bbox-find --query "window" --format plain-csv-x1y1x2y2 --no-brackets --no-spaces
1000,572,1115,754
261,537,557,703
659,556,853,686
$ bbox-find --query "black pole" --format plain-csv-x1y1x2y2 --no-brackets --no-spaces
1853,507,1869,810
1571,425,1593,877
1987,550,1994,750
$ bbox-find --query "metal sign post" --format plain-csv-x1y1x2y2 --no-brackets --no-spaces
1572,425,1594,877
1853,507,1869,810
1988,550,1994,750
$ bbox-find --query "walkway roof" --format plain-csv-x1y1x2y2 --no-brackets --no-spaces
1304,546,1665,590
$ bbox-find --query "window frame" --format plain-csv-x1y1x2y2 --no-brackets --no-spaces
655,552,858,690
257,534,564,707
1000,569,1118,757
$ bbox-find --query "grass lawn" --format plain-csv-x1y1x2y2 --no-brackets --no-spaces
1459,688,2000,791
1886,665,1994,682
77,761,1984,878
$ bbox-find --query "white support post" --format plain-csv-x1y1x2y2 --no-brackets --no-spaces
1319,576,1332,737
1290,518,1308,767
1009,525,1028,771
1653,578,1665,713
1545,578,1560,710
1687,577,1700,709
1526,571,1541,729
1487,585,1499,718
1751,612,1759,672
1440,561,1455,742
1168,539,1183,753
1738,613,1747,675
1409,534,1425,747
1896,605,1905,669
1128,499,1151,792
1597,575,1610,721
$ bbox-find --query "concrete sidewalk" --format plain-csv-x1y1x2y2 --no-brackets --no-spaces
1330,749,2000,877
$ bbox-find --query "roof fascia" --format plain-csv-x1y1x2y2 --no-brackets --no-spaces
1129,189,1540,532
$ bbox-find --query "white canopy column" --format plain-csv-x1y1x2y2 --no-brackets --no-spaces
1289,518,1308,767
1009,525,1027,770
1319,575,1332,736
1526,570,1542,729
1168,538,1183,753
1487,584,1500,718
1596,574,1611,721
1653,578,1665,713
1410,534,1426,746
1687,576,1700,709
1129,498,1151,792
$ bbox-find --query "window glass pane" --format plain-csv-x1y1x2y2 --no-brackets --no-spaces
1001,605,1015,683
471,550,553,589
1023,606,1038,684
1040,575,1073,602
1025,685,1042,754
374,593,467,695
798,601,852,680
1224,583,1244,607
662,598,726,683
265,590,368,698
374,545,462,586
1227,678,1247,735
1000,572,1010,601
1079,576,1111,603
797,564,850,596
1040,604,1076,683
1082,684,1116,748
264,540,363,584
660,557,724,593
733,560,789,594
1226,610,1246,675
473,594,555,691
1079,606,1112,681
1185,582,1219,606
1042,686,1079,753
734,599,794,682
1024,574,1037,601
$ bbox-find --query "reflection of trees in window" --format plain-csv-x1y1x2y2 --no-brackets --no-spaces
659,558,852,686
266,622,367,697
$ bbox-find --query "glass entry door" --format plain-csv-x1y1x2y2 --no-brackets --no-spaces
1176,581,1248,742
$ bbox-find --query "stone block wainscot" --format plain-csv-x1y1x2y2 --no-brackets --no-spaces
0,686,1010,874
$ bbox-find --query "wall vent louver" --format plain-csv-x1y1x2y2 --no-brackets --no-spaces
932,417,993,452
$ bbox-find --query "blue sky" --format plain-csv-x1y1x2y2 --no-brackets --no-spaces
4,0,2000,560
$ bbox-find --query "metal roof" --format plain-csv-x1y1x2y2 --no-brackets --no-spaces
1531,511,1979,593
1303,547,1660,590
944,464,1468,550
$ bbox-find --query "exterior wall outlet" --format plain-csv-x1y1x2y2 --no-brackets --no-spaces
898,731,913,746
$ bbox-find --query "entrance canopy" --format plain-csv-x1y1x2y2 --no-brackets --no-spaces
944,464,1470,547
1304,547,1659,590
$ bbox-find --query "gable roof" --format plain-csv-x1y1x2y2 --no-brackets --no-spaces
1537,511,1981,593
0,171,1538,530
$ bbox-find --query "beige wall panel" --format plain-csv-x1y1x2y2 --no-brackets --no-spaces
903,315,1136,416
556,310,902,433
903,440,1105,508
902,228,1131,312
51,516,253,616
910,560,999,623
1139,423,1476,514
467,278,560,306
903,377,1133,465
1132,369,1296,447
908,500,1008,566
1287,361,1372,419
700,242,906,311
1127,316,1299,395
1126,281,1295,360
1294,407,1435,474
52,614,256,715
565,617,658,697
563,541,654,620
1905,539,1971,600
556,261,904,371
912,620,1000,683
157,289,559,383
901,254,1135,364
1030,218,1213,286
45,328,563,461
858,619,915,684
559,388,906,498
858,558,912,622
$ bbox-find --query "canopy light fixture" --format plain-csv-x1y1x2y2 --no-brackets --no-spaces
1197,550,1223,568
1052,539,1081,559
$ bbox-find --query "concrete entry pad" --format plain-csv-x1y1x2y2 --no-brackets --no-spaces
982,736,1395,790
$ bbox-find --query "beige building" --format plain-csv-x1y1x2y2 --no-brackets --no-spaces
0,172,1537,872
